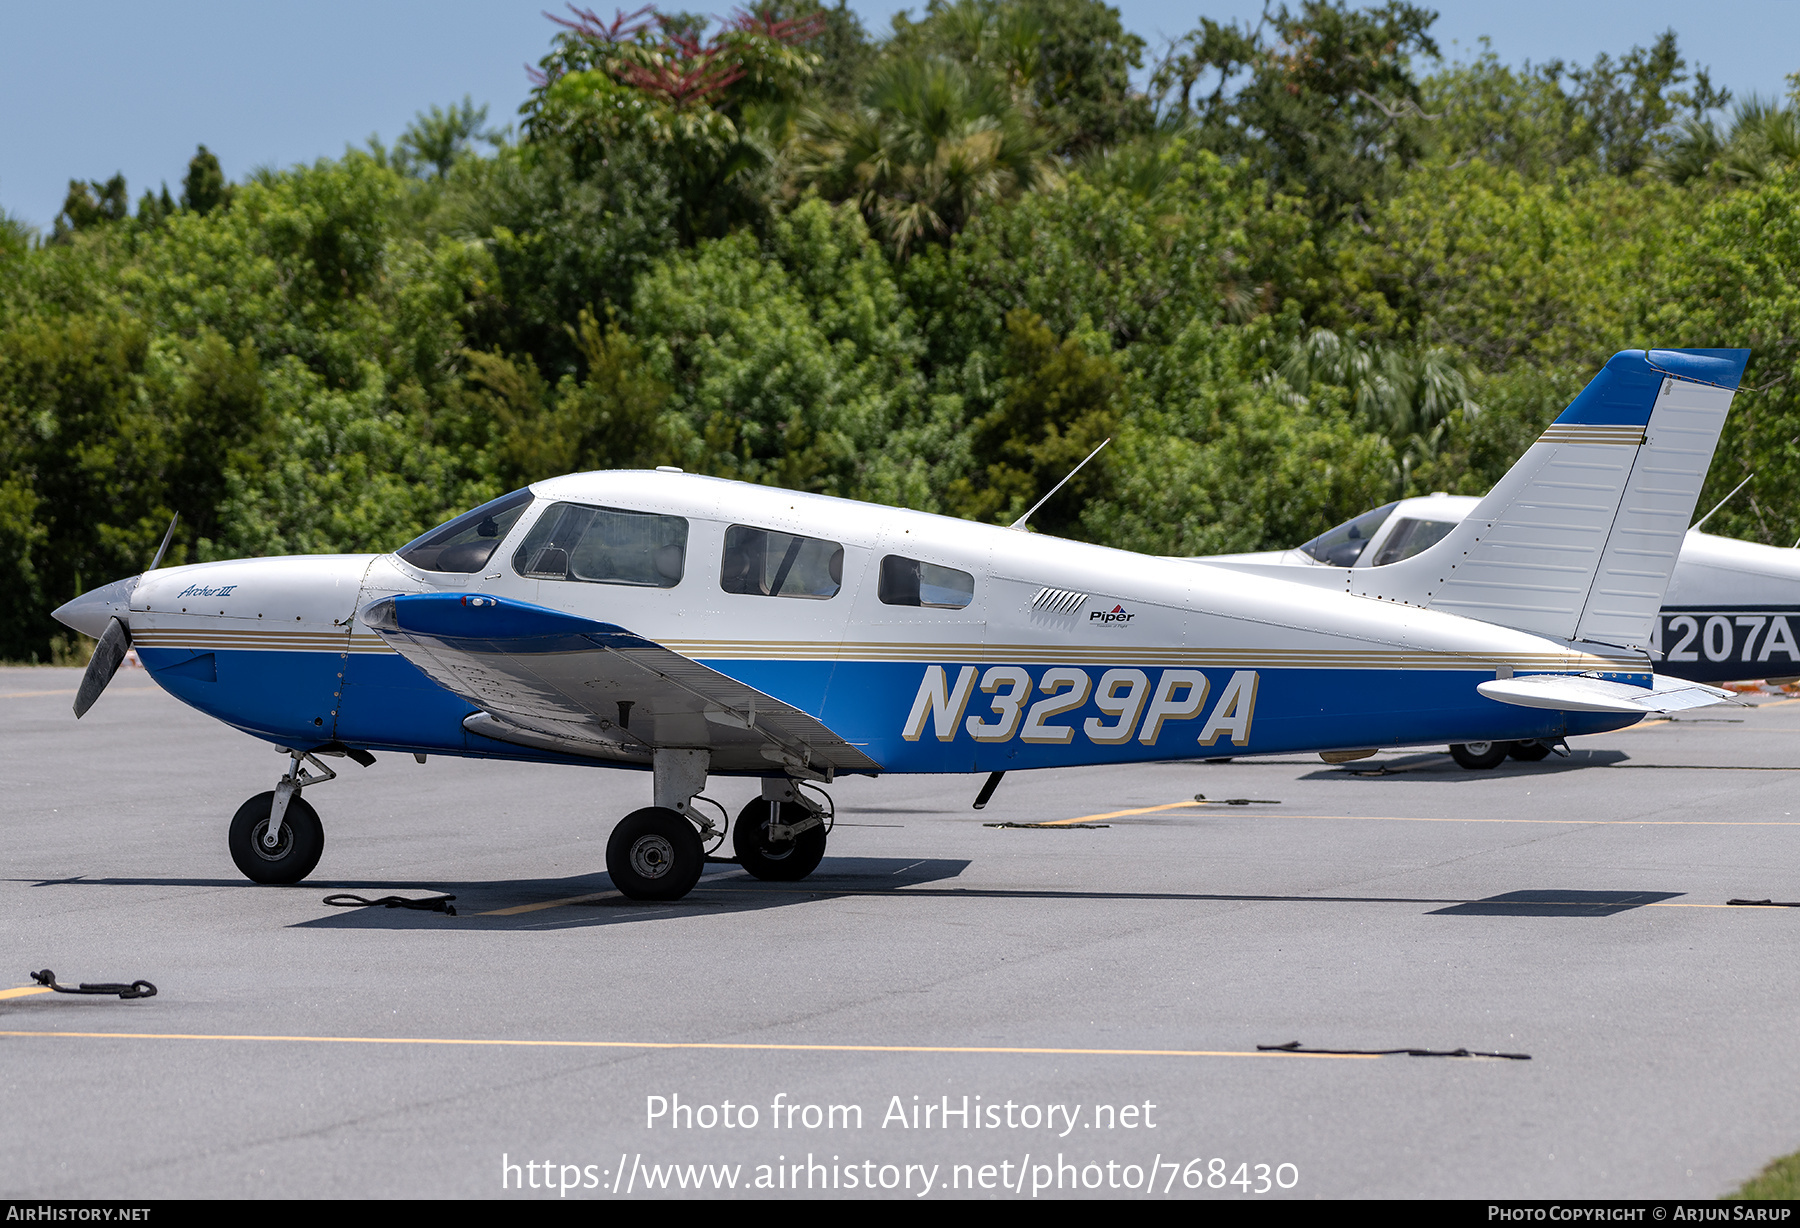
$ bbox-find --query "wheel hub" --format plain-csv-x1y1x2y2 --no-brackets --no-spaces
251,819,292,861
630,834,676,879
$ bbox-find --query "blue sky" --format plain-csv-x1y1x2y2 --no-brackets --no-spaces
2,1,1795,229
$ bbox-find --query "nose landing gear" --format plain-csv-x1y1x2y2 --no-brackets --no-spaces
228,749,337,883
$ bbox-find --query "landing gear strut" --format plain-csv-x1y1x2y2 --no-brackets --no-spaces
733,778,830,882
228,749,334,883
602,751,832,901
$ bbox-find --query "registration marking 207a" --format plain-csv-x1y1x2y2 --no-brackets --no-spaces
902,665,1258,748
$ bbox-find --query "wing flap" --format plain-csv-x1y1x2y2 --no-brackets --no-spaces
362,593,879,775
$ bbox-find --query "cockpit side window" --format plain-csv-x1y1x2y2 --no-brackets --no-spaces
878,555,975,608
1371,518,1458,567
512,503,689,587
720,526,843,599
1299,502,1400,567
396,489,534,573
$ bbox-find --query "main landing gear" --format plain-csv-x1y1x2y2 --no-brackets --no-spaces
1448,739,1556,769
602,750,834,902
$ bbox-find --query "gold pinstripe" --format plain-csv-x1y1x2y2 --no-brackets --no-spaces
133,631,1634,672
1537,424,1646,445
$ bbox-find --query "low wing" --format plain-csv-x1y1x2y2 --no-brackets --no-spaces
361,593,879,778
1477,672,1737,715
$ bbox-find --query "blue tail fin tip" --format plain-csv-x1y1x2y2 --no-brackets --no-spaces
1555,347,1749,427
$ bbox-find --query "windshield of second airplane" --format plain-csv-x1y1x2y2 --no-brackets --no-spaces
1299,502,1398,567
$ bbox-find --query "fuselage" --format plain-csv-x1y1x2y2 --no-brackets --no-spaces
103,471,1646,773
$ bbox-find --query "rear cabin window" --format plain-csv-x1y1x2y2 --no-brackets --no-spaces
720,526,844,599
1371,518,1457,567
878,555,975,609
512,503,688,587
396,489,534,573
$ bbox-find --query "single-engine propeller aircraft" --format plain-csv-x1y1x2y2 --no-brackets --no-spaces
54,348,1747,900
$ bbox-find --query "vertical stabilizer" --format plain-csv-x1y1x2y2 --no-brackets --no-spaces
1348,349,1748,646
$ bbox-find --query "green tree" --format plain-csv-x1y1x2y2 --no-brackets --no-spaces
795,52,1057,256
946,308,1120,532
1155,1,1441,216
396,96,501,179
181,145,233,215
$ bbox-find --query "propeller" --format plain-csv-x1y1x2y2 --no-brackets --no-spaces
69,512,178,719
73,618,131,718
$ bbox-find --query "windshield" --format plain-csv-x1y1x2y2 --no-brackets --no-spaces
396,489,534,573
1298,502,1399,567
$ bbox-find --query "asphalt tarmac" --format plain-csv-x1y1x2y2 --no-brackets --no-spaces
4,662,1799,1200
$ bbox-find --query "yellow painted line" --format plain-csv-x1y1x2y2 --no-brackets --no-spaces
0,986,53,1000
0,1030,1372,1060
479,890,622,916
1035,801,1206,826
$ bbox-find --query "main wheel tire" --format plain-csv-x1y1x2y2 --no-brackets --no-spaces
606,806,704,901
1509,739,1553,762
228,791,325,884
1449,741,1512,770
733,798,827,882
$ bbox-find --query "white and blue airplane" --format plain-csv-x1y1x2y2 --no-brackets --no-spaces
52,348,1747,900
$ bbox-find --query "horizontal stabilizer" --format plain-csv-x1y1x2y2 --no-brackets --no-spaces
1477,672,1735,714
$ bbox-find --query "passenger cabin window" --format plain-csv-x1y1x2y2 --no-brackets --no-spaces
396,489,533,573
1298,501,1399,567
513,502,688,587
720,526,843,599
878,555,975,609
1371,518,1457,567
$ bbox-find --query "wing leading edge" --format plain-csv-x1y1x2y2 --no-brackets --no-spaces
360,593,879,778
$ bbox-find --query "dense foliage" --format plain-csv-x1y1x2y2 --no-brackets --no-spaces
3,0,1798,659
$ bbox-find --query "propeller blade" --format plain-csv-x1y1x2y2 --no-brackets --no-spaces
73,617,132,719
147,512,179,572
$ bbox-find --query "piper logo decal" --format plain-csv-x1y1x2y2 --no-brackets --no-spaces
1090,604,1134,624
902,664,1259,747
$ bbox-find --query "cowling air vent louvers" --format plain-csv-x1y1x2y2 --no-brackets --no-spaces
1031,587,1088,615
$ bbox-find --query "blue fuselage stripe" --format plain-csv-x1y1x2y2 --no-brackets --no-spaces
136,646,1638,772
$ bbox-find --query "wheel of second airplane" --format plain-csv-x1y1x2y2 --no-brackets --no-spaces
606,807,705,901
1509,739,1553,761
733,799,827,882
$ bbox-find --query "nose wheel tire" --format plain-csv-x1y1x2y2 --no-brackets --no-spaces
1449,741,1512,770
1509,739,1553,761
733,799,827,882
228,792,325,884
606,807,705,901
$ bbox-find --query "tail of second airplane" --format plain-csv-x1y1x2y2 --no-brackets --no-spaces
1349,348,1749,651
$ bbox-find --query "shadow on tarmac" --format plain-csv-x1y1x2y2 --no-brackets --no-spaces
12,867,1696,929
1301,749,1632,780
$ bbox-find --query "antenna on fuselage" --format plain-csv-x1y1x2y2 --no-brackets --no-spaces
1691,471,1753,532
1009,438,1111,533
